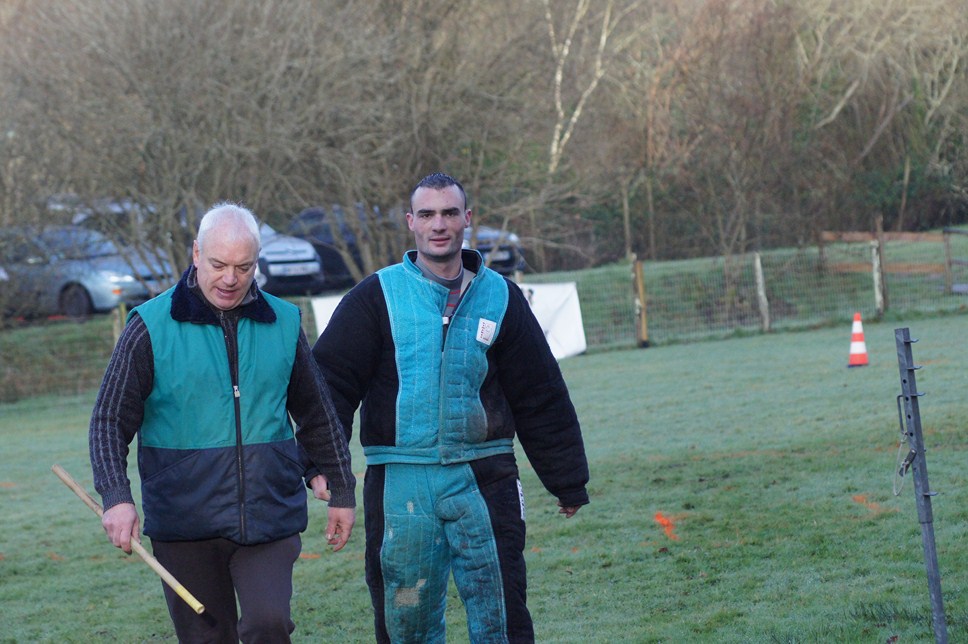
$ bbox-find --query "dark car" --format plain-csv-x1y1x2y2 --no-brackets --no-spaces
287,207,363,289
0,225,174,318
289,206,526,282
463,225,527,276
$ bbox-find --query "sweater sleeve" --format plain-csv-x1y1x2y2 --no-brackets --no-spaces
287,328,357,508
495,280,590,508
89,314,153,511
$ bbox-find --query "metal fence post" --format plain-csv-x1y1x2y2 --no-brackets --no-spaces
894,328,947,643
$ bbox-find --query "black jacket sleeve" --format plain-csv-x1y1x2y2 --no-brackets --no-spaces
311,275,388,439
287,328,357,508
495,280,590,508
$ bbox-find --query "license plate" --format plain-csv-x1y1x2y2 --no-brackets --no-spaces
485,250,511,262
269,261,320,276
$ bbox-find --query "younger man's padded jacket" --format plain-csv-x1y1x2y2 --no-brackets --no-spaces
314,250,589,509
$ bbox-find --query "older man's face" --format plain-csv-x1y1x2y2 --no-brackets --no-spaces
192,225,259,311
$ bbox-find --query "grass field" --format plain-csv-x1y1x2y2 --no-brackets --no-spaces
2,312,968,642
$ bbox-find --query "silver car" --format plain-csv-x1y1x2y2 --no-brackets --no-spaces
254,223,327,296
0,225,173,319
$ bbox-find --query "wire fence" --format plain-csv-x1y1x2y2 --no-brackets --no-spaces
527,227,968,349
2,229,968,403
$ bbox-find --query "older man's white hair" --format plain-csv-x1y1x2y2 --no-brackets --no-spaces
196,203,261,253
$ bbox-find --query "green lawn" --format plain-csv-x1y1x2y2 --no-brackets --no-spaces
2,313,968,642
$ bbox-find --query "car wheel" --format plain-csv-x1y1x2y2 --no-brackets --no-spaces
60,284,94,319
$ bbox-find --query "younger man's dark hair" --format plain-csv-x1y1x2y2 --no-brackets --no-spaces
410,172,468,211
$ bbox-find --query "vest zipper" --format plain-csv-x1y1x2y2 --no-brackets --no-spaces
438,278,474,458
440,270,473,351
220,310,246,541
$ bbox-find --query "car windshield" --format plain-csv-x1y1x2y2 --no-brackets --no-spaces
41,228,119,260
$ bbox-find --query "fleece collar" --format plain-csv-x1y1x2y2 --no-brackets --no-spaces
169,266,276,325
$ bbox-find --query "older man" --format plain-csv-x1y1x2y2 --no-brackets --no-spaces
89,203,355,642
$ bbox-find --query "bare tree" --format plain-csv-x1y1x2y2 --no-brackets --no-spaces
1,0,966,283
521,0,644,270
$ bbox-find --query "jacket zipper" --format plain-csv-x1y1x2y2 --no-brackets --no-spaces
438,278,474,455
440,270,472,350
220,310,246,541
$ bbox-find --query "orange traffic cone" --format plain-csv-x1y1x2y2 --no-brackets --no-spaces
848,312,869,367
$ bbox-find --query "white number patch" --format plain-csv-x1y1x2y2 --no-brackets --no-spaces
476,318,496,345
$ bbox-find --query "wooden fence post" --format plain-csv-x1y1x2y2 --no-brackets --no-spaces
875,215,888,314
754,252,770,332
632,259,650,348
872,240,885,316
943,230,952,294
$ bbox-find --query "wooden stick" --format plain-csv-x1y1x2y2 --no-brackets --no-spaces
51,464,205,615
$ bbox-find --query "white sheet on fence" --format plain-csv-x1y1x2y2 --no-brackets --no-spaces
516,282,586,360
309,294,344,338
310,281,586,361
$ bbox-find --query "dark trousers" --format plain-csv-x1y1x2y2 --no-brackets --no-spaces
151,534,301,644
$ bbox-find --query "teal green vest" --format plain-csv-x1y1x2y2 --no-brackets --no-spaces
134,289,300,450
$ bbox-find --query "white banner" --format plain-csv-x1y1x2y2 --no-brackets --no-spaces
311,281,586,361
517,282,586,360
310,294,344,337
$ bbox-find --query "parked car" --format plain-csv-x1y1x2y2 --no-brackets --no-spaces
286,206,365,289
67,197,159,230
463,225,527,276
0,225,174,319
59,195,325,298
288,206,527,282
254,223,327,296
